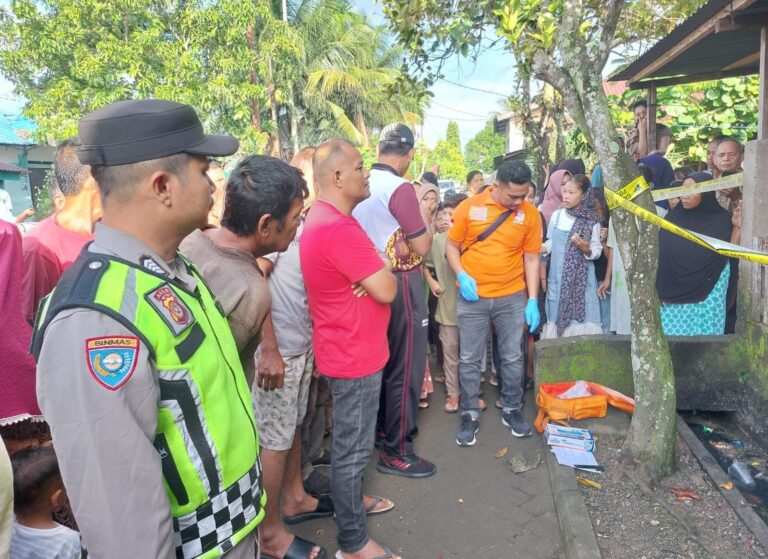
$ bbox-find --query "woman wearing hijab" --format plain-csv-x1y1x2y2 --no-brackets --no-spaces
539,169,572,224
639,154,675,189
541,174,603,338
0,220,77,531
0,220,44,446
656,172,740,336
555,158,586,176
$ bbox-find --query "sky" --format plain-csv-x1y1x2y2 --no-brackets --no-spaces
0,0,518,149
352,0,517,148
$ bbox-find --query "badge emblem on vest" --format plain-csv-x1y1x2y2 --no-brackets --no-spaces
145,284,196,336
85,336,140,390
514,210,525,224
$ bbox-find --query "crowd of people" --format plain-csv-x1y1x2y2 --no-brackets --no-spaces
0,95,750,559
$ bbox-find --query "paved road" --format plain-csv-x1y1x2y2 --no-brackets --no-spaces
294,378,565,559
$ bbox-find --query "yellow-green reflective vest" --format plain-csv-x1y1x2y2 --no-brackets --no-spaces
32,253,265,558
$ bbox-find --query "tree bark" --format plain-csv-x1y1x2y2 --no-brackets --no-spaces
531,31,677,484
266,56,280,157
581,82,676,483
246,25,262,135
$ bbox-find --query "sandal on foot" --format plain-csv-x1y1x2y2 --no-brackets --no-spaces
283,495,334,525
335,546,401,559
418,399,429,409
432,374,445,383
479,398,488,411
444,396,459,413
261,536,328,559
365,495,395,516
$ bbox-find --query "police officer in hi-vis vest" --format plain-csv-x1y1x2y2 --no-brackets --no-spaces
32,99,265,558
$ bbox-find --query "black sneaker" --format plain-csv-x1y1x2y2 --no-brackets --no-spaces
456,414,480,447
311,449,331,467
376,453,436,478
502,409,533,438
302,469,332,497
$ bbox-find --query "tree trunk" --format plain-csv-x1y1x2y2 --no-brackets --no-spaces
531,46,677,484
288,83,299,157
266,56,280,157
246,25,262,135
581,81,677,484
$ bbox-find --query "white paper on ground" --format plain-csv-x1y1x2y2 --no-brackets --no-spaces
557,380,592,399
551,447,599,471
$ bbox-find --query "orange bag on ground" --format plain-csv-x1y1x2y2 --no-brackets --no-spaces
534,380,635,432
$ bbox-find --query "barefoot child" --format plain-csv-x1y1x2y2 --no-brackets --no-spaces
541,174,603,338
10,446,81,559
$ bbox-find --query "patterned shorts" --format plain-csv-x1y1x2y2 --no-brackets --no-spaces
252,348,314,451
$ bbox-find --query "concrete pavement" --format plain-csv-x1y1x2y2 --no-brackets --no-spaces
293,381,566,559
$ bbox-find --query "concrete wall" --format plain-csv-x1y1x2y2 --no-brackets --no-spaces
535,335,750,411
534,138,768,445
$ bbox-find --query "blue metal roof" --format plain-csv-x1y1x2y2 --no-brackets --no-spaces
0,115,37,145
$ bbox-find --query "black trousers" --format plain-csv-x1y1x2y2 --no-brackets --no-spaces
377,268,428,457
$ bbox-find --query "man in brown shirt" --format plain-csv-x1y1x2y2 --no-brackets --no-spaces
180,154,331,558
181,155,307,389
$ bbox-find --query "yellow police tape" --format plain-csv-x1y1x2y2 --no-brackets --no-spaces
652,172,743,202
606,172,744,209
604,181,768,266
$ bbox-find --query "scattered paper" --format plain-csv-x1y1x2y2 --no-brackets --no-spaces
551,447,599,472
719,481,734,491
558,380,592,399
495,446,509,458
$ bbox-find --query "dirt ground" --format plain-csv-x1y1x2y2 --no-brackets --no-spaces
578,434,767,559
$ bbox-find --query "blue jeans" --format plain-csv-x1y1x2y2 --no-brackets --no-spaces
599,293,611,334
457,292,526,418
328,371,382,553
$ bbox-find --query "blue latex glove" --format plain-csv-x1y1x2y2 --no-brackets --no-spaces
525,298,540,333
457,271,479,302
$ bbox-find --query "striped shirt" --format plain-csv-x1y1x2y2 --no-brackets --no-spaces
10,521,81,559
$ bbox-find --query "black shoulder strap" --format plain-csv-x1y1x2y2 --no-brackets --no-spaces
31,253,154,361
460,210,513,256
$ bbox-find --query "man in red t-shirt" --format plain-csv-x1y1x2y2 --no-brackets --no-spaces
21,138,102,323
301,140,401,559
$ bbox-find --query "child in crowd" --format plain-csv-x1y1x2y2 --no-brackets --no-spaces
10,446,81,559
423,194,486,413
541,174,604,338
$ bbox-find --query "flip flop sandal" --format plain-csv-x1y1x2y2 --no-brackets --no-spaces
283,495,335,525
365,495,395,516
432,374,446,383
335,546,401,559
479,398,488,411
418,400,429,409
261,535,327,559
444,397,459,413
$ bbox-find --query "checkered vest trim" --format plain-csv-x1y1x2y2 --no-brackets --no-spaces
173,459,262,558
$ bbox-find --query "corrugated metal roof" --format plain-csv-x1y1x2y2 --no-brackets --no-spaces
610,0,765,85
0,116,37,146
0,162,28,173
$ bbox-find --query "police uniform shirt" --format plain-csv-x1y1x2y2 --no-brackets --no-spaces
36,223,257,559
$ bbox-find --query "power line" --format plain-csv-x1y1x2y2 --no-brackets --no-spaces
438,78,510,98
430,100,492,118
424,113,490,122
